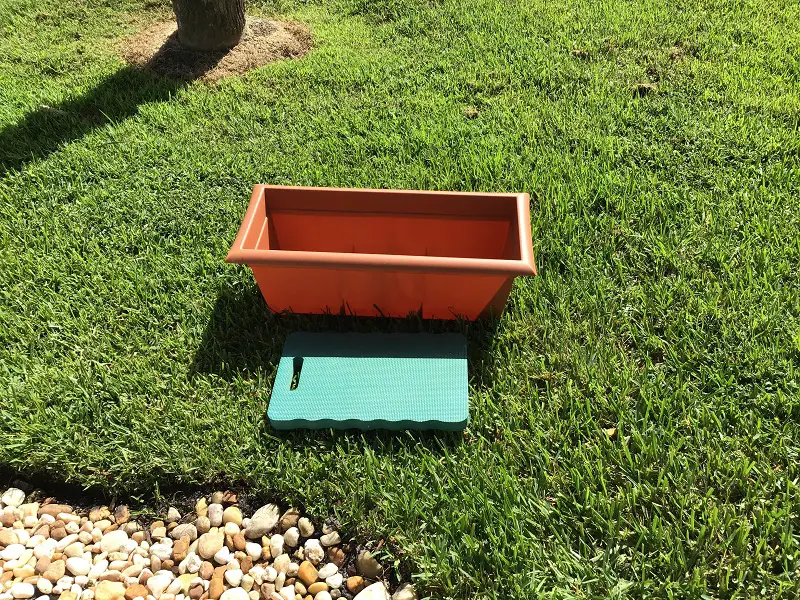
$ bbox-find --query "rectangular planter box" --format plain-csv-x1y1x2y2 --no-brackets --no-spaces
226,185,537,320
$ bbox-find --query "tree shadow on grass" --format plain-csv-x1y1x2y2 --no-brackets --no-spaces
0,32,228,176
190,284,503,445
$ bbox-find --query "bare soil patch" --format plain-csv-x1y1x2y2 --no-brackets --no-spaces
122,17,311,82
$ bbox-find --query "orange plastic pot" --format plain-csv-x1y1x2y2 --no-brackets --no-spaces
226,185,537,319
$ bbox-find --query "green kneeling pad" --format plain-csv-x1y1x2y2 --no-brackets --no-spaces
268,332,468,431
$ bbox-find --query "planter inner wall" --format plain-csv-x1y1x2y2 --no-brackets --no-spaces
254,187,522,260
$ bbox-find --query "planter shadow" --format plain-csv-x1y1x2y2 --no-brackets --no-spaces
0,34,226,175
190,283,503,415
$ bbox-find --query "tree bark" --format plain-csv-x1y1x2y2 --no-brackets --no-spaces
172,0,246,51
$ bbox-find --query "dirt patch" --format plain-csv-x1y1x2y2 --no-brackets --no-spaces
122,17,311,82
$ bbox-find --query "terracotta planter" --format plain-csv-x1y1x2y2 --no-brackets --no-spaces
226,185,536,319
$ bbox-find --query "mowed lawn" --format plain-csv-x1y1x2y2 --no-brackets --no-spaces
2,0,799,597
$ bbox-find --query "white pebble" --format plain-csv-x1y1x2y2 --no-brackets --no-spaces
303,539,324,565
35,580,52,595
282,528,299,548
207,505,223,527
147,574,173,598
16,528,32,543
65,522,80,534
40,514,55,524
224,568,243,587
317,563,337,579
66,556,91,576
286,562,298,578
150,544,173,562
213,546,231,565
78,531,93,544
315,593,332,600
263,566,277,582
223,522,239,536
122,539,138,553
56,534,79,551
88,559,109,579
325,574,342,589
269,534,284,559
9,583,35,599
166,580,182,595
0,544,25,560
279,586,294,600
219,589,248,600
74,576,89,586
248,565,265,585
99,530,129,553
1,488,25,507
245,542,261,561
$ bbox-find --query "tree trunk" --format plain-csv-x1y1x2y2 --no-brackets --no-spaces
172,0,246,51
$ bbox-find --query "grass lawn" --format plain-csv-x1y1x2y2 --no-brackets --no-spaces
2,0,800,597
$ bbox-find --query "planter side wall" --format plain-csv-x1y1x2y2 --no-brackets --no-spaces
251,266,513,319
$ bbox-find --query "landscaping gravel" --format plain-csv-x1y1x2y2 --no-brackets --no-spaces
0,488,414,600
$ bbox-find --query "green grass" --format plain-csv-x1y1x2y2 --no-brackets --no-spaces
2,0,800,597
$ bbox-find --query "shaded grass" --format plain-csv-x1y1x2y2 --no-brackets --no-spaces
1,0,800,597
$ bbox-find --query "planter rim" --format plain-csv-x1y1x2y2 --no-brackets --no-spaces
226,185,537,276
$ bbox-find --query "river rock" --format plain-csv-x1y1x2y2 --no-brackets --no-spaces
94,581,126,600
171,525,197,542
304,540,324,565
246,505,280,539
222,508,242,526
353,583,390,600
100,531,128,554
391,583,416,600
355,551,383,580
207,505,223,528
326,574,343,589
319,532,340,547
317,564,337,579
197,532,224,560
220,588,248,600
10,582,35,599
65,557,91,576
2,488,25,507
297,519,313,538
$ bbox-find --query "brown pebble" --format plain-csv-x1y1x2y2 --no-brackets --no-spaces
307,583,327,595
260,583,275,598
34,524,50,539
199,561,214,580
43,559,66,583
346,576,365,594
125,584,148,600
209,578,224,600
189,584,204,600
297,561,317,587
0,572,13,584
327,547,345,567
278,509,300,532
35,556,51,575
286,578,295,586
221,491,238,504
151,556,162,572
213,565,227,579
162,559,174,570
132,531,145,543
240,557,253,573
38,504,73,517
50,526,67,541
200,593,209,600
225,534,235,550
140,570,153,585
173,538,189,562
0,513,15,526
114,505,130,524
233,533,246,551
150,521,165,532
